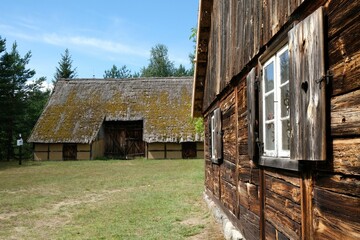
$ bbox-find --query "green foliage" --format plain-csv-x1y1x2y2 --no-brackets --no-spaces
188,27,197,76
103,64,133,79
140,44,193,77
192,117,204,135
53,48,77,83
140,44,175,77
0,36,50,161
173,64,190,77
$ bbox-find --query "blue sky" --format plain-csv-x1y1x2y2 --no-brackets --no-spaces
0,0,199,87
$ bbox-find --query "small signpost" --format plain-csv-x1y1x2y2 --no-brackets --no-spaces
17,134,23,165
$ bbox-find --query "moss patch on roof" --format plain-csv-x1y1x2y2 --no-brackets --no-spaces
28,77,201,144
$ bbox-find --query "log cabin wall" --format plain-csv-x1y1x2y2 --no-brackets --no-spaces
199,0,360,239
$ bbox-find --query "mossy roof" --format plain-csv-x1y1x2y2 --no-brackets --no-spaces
28,77,202,144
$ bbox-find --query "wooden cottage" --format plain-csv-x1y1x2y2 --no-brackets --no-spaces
193,0,359,239
29,77,203,160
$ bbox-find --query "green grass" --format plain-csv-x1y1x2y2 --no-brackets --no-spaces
0,159,220,240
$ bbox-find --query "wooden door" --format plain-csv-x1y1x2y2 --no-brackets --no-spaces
63,144,77,160
182,142,197,159
105,121,144,159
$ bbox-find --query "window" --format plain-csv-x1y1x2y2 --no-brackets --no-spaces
210,108,222,164
247,7,327,171
262,45,290,158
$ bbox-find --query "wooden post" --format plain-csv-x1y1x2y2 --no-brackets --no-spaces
301,165,314,239
19,145,22,165
259,168,265,240
235,85,240,218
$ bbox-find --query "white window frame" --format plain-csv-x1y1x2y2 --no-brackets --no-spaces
262,45,290,158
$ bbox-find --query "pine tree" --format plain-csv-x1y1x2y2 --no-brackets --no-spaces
0,37,35,160
103,65,132,79
53,49,77,83
174,64,190,77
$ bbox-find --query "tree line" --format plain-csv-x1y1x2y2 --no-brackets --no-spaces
55,43,194,81
0,32,196,161
0,37,50,160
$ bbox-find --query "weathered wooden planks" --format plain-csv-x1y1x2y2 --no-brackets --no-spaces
313,188,360,239
202,0,304,110
331,89,360,136
288,7,326,161
330,138,360,176
200,0,360,239
239,205,260,240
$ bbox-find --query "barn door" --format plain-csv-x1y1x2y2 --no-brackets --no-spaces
63,144,77,160
125,123,145,158
105,123,126,158
105,121,144,159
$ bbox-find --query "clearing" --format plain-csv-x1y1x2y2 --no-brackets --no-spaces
0,159,223,239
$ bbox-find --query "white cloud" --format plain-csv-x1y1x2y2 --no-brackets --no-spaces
0,22,148,59
0,24,37,41
42,34,148,57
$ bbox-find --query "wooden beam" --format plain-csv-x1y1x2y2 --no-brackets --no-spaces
301,165,314,240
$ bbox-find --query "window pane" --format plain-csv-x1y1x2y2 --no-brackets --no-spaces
265,123,275,151
281,84,290,117
280,50,289,84
265,93,274,120
281,119,290,151
264,62,274,92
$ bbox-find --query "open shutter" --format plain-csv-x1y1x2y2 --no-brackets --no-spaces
247,68,257,159
288,7,326,161
212,108,223,163
208,116,212,159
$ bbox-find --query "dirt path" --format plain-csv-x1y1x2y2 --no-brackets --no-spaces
184,199,224,240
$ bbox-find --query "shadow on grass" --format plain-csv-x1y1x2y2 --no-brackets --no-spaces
0,160,43,171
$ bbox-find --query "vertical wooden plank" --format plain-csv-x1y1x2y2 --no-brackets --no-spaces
215,1,221,95
212,108,223,164
247,68,257,159
215,108,223,161
301,167,313,240
47,143,50,160
288,7,326,161
260,168,266,240
235,85,240,218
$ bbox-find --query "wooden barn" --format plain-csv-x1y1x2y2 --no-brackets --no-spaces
28,77,203,160
193,0,359,239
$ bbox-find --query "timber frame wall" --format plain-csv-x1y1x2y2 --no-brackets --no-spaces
33,141,204,160
146,142,204,159
197,0,359,239
33,143,93,161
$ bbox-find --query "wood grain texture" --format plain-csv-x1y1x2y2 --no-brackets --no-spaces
313,188,360,239
247,68,257,159
288,7,326,161
331,89,360,136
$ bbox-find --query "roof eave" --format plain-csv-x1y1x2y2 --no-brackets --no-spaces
192,0,213,118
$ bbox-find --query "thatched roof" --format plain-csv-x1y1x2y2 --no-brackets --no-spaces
28,77,202,144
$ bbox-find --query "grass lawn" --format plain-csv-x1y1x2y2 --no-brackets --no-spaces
0,159,223,240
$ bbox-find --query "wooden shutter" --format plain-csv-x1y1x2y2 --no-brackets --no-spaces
247,67,257,159
288,7,326,161
212,108,223,163
208,116,212,159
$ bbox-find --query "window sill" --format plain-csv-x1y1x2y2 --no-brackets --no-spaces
259,156,300,171
211,158,222,165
